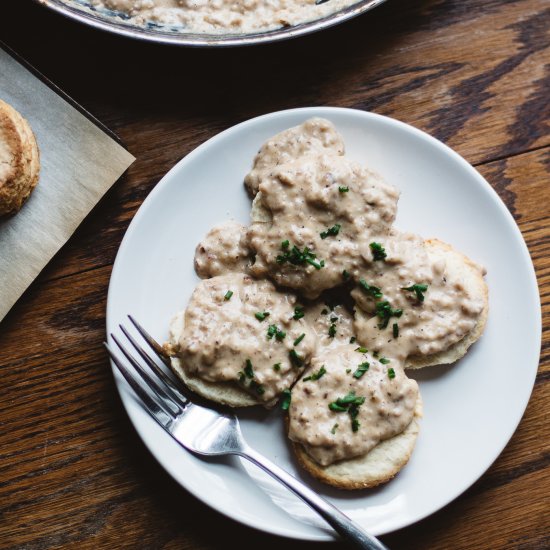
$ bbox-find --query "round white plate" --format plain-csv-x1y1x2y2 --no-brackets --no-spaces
106,107,540,540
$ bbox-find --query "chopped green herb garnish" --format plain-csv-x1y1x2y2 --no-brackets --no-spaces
289,349,304,367
293,306,305,320
244,359,254,379
280,389,291,410
273,363,281,372
369,242,387,261
353,362,370,378
224,290,233,301
320,224,341,239
349,336,356,344
373,350,379,358
380,357,390,364
338,186,349,193
346,368,352,373
276,242,325,270
267,324,286,341
402,283,429,302
342,269,350,280
249,380,265,395
293,333,306,346
303,365,326,382
328,392,366,432
359,279,383,299
376,300,403,329
281,240,290,249
255,311,270,322
355,346,368,353
238,371,245,383
330,315,338,323
331,423,339,434
393,323,399,338
328,323,337,338
387,368,396,379
333,391,366,406
321,308,329,315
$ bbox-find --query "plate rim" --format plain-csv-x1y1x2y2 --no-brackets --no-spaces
106,106,541,540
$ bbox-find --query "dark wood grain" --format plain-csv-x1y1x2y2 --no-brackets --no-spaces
0,0,548,548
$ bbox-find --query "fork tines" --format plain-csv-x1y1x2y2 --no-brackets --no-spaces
104,315,188,425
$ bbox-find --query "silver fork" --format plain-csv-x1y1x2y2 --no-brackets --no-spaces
105,316,389,550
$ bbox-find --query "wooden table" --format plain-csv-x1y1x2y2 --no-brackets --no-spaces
1,1,548,548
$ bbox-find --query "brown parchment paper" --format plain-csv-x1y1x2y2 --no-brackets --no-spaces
0,47,135,322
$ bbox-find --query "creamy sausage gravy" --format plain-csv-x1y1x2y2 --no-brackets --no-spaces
168,118,486,468
90,0,362,35
248,152,399,298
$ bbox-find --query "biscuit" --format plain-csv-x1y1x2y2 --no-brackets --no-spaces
0,99,40,216
290,395,422,490
405,239,489,369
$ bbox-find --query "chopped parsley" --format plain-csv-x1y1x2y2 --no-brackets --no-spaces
289,349,305,367
280,389,291,410
379,357,390,365
293,333,306,346
393,322,399,338
349,336,356,344
267,324,286,341
273,363,281,372
330,315,338,323
255,311,270,322
281,240,290,249
353,362,370,378
244,359,254,379
331,423,339,434
369,242,387,261
293,306,305,320
355,346,368,353
303,365,326,382
376,300,403,329
328,392,366,432
402,283,429,302
388,368,396,379
338,186,349,193
320,224,341,239
276,242,325,270
328,322,337,338
359,279,383,299
346,368,352,373
342,269,351,280
224,290,233,301
321,308,328,315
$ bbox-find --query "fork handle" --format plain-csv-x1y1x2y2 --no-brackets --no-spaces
239,446,389,550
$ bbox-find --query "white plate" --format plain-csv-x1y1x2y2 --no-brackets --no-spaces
106,107,541,540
